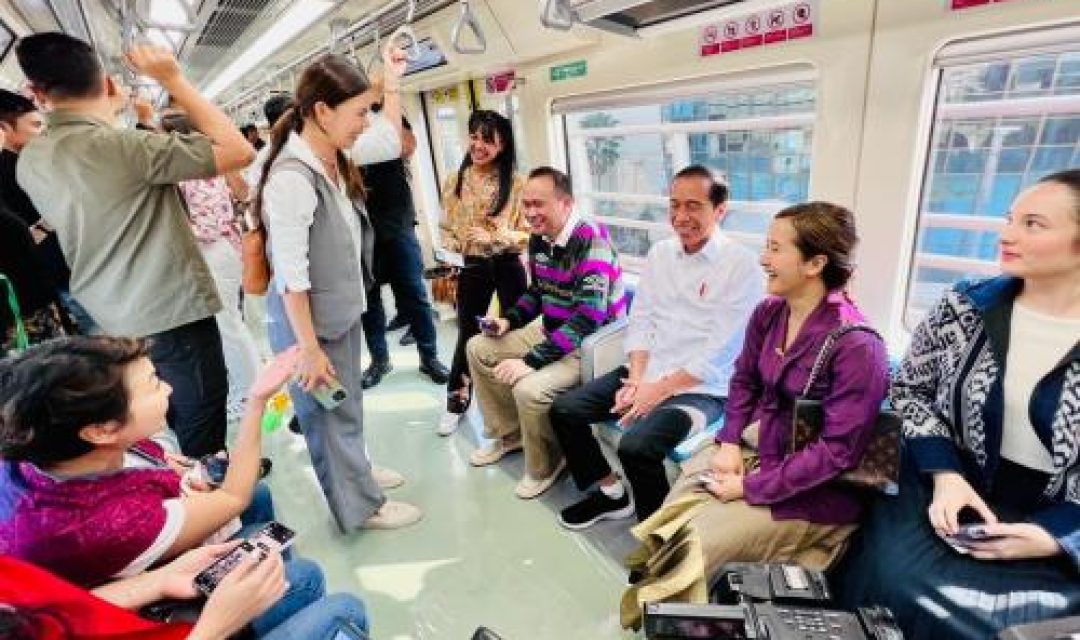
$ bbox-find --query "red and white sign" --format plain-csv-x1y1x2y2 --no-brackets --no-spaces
485,70,515,94
949,0,1023,9
700,0,818,58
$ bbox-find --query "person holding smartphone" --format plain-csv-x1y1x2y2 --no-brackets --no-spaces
836,171,1080,639
254,45,421,532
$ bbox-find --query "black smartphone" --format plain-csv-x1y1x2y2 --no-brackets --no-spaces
250,521,297,553
193,540,261,596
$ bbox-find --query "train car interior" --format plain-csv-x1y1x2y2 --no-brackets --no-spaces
0,0,1076,639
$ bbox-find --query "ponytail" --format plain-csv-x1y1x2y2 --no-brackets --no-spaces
252,107,302,226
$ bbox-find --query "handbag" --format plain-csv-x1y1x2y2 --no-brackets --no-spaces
789,324,901,495
241,224,271,295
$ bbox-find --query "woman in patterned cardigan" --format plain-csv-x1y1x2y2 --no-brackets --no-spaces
837,169,1080,638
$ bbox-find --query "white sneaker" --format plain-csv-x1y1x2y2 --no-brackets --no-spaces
468,437,523,467
372,465,404,489
514,458,567,499
363,500,422,530
436,410,463,436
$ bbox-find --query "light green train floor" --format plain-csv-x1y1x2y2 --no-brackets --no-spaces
260,319,642,640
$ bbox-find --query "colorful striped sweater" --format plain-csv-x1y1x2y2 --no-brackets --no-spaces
505,218,627,369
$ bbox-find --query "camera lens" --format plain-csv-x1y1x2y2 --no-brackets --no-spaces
333,390,346,401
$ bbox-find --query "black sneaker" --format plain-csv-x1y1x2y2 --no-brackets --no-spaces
361,360,393,390
386,314,409,331
557,489,635,530
399,329,417,346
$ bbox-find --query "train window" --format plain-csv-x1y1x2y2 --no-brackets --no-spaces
904,43,1079,325
422,84,470,187
557,77,816,267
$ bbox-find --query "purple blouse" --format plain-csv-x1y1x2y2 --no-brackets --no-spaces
716,292,889,525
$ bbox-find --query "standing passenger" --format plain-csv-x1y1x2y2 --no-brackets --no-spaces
837,170,1080,639
162,112,263,422
467,167,626,499
255,49,422,532
359,110,449,390
14,34,254,458
437,110,530,436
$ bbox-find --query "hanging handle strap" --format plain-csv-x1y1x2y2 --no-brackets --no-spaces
800,323,883,398
1,274,29,353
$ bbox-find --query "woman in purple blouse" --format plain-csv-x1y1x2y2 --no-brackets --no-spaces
622,202,889,625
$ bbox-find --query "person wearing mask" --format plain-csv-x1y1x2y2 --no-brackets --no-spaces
161,112,262,422
551,166,762,528
358,109,449,390
837,170,1080,639
620,202,889,630
467,167,627,499
437,110,530,436
255,46,422,531
14,34,255,458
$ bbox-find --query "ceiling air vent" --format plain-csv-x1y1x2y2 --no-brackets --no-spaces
573,0,744,32
194,0,274,48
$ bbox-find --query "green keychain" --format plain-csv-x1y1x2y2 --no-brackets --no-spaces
1,274,30,355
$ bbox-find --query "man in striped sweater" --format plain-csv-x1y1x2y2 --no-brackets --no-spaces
467,166,626,500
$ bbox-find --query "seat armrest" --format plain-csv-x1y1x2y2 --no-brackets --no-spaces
579,317,629,383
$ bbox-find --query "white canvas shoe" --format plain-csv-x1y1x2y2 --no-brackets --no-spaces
514,459,567,499
436,410,463,436
363,500,422,530
372,465,405,489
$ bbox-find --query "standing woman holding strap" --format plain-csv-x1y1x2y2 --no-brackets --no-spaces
436,110,529,436
254,44,421,532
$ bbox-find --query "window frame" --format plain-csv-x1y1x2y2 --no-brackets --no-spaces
899,27,1080,328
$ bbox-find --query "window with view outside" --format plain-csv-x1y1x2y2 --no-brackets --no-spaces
905,50,1079,326
563,82,815,266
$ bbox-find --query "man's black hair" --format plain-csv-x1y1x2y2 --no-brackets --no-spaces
0,90,37,127
15,32,104,100
263,94,294,127
527,166,573,199
674,165,729,207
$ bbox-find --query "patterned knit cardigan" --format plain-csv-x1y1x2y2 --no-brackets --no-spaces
505,219,627,369
892,276,1079,567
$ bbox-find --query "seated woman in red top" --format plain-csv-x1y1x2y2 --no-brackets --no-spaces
0,336,278,586
621,202,890,628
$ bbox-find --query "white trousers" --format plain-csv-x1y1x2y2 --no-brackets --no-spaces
200,238,262,415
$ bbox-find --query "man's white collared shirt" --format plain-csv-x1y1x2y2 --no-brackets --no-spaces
624,230,763,397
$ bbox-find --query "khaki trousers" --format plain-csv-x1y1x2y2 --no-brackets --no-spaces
667,442,857,579
466,323,580,477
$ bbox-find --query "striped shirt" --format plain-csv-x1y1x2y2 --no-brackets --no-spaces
505,217,626,369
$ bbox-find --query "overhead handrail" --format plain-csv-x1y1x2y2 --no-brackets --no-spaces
329,18,349,54
539,0,575,31
366,23,383,74
390,25,423,61
451,0,486,54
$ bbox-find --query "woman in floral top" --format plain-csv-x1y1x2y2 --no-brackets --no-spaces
164,112,262,421
436,110,529,435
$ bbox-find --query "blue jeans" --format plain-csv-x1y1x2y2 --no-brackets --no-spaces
250,558,327,637
361,232,438,362
262,593,369,639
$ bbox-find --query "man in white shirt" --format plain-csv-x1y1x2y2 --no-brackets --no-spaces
550,165,763,529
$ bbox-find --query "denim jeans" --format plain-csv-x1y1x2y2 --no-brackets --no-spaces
148,316,229,458
262,593,369,639
361,232,438,363
249,558,327,637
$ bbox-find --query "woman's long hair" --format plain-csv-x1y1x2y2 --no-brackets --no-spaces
454,110,516,216
254,54,371,223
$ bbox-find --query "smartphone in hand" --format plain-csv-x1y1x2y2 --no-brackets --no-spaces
193,522,296,595
310,377,348,410
477,316,498,336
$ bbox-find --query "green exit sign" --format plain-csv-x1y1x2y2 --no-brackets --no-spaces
550,60,587,82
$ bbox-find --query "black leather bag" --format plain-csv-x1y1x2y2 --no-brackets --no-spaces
789,324,901,495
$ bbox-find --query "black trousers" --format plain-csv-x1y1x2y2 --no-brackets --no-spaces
447,254,527,409
361,232,439,363
550,366,726,521
149,316,228,457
